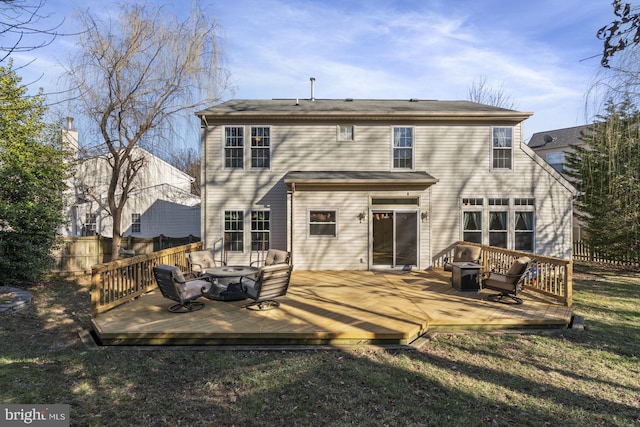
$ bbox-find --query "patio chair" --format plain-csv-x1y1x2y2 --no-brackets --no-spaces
152,264,212,313
187,249,223,276
481,256,533,305
239,263,292,310
250,248,290,267
443,244,482,272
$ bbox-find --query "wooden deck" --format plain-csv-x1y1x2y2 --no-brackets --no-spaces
91,269,573,346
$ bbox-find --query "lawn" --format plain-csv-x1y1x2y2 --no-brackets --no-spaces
0,263,638,426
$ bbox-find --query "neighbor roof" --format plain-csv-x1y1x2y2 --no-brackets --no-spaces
196,99,532,123
528,124,591,149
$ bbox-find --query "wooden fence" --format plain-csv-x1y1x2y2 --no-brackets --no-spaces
91,241,203,317
435,242,573,307
52,234,200,274
573,240,640,268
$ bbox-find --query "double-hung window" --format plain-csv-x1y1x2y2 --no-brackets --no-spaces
224,210,244,252
309,210,337,237
225,127,244,169
546,152,565,173
393,127,413,169
492,127,513,169
131,213,141,233
251,127,270,169
84,213,97,236
251,210,270,251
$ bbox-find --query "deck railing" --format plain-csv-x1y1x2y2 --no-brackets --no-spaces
435,242,573,307
91,241,203,317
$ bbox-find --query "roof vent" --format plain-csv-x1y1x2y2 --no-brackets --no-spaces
345,98,353,102
310,77,316,101
409,98,419,102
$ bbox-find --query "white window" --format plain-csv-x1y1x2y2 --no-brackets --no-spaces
492,127,513,169
224,210,244,252
337,125,354,141
546,152,565,173
309,210,337,237
514,198,535,252
393,127,413,169
224,127,244,169
489,198,508,248
131,213,141,233
84,213,97,236
251,127,270,169
251,210,270,251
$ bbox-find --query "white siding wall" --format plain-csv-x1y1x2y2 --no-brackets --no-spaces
203,120,574,269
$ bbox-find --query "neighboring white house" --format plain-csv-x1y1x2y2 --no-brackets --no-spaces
196,97,576,271
528,124,589,241
59,118,201,239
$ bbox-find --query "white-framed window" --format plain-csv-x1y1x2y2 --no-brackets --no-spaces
251,127,270,169
514,198,535,252
224,126,244,169
251,210,270,251
546,151,565,173
224,210,244,252
492,127,513,170
309,210,337,237
131,213,141,233
84,213,97,236
461,199,483,244
392,127,413,169
337,125,354,142
488,198,509,248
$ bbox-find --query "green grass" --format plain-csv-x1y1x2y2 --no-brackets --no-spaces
1,263,639,426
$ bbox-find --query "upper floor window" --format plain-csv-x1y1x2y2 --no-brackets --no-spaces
131,213,141,233
225,127,244,169
546,152,565,173
338,125,354,142
393,127,413,169
492,127,513,170
251,127,270,169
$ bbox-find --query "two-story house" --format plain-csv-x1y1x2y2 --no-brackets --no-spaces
59,118,201,239
197,98,576,270
528,124,589,241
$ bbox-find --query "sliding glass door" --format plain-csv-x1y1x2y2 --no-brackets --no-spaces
372,210,417,268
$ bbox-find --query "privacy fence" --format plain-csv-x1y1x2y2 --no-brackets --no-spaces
573,240,640,268
52,235,200,274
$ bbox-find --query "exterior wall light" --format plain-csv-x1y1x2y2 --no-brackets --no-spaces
358,211,367,223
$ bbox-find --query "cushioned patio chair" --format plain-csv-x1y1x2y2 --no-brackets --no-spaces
250,248,290,267
481,256,533,305
152,264,212,313
443,244,482,272
239,263,292,310
187,249,223,276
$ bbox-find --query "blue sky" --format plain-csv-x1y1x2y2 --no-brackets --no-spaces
12,0,616,145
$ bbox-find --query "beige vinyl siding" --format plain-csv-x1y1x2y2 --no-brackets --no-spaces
202,117,574,269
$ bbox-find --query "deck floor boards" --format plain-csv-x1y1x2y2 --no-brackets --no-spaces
92,269,573,346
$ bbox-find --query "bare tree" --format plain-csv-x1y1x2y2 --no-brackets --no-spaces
65,2,228,259
0,0,62,63
168,147,201,197
467,76,517,110
597,0,640,67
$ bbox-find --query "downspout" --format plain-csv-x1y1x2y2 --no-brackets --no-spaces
200,115,208,248
288,183,295,266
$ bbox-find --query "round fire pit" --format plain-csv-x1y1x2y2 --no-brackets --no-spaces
0,287,32,313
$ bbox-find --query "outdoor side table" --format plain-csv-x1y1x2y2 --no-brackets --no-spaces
451,262,483,291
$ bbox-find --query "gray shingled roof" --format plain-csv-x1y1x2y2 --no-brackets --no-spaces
196,99,532,120
528,124,591,149
284,170,438,185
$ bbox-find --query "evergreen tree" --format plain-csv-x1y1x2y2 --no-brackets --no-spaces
566,98,640,260
0,60,68,285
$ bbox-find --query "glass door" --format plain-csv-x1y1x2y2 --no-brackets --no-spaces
372,210,418,268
